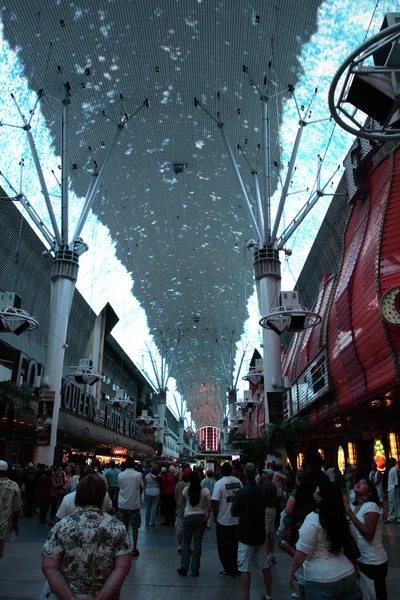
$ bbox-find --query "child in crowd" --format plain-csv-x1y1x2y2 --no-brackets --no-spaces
278,506,312,600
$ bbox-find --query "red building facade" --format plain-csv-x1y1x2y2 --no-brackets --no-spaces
241,142,400,475
282,145,400,473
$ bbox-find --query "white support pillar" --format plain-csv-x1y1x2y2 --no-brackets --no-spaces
178,417,184,452
261,96,271,243
222,417,229,451
254,246,282,425
228,388,237,422
34,249,79,465
156,390,167,453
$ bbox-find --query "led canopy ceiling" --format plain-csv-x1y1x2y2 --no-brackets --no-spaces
1,0,322,426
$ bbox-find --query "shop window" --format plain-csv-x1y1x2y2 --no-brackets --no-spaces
389,432,399,461
347,442,358,465
373,439,386,471
338,446,345,474
312,360,326,394
297,453,304,470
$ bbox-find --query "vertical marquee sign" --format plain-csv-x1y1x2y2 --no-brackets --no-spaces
36,389,55,445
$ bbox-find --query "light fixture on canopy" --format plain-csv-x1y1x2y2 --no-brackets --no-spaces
137,409,154,425
0,292,38,335
236,390,261,410
64,358,103,386
259,291,321,335
108,389,135,410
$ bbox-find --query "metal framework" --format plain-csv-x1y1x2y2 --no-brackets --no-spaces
207,327,248,433
195,65,331,428
328,20,400,140
259,305,322,333
143,329,189,452
0,307,39,335
0,70,148,464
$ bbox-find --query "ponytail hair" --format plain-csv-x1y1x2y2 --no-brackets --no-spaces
317,480,348,554
188,470,201,506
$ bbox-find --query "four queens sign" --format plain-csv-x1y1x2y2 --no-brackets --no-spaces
61,380,141,441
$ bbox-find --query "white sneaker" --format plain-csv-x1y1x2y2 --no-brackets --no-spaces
291,594,300,599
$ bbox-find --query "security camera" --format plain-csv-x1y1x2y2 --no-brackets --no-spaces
246,239,258,254
73,237,89,256
173,163,186,175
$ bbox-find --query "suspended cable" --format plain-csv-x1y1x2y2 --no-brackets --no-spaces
364,1,380,41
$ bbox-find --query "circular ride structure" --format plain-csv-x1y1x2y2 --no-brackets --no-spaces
329,19,400,141
0,306,38,335
259,305,321,335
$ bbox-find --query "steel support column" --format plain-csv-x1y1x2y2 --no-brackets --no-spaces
34,249,79,465
156,390,167,453
228,388,237,422
254,246,282,425
222,417,229,451
178,417,185,452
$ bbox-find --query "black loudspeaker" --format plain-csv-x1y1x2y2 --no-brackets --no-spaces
13,294,22,309
346,72,400,126
288,315,306,331
13,320,31,336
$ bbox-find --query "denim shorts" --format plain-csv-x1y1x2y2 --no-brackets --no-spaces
176,515,184,532
304,572,357,600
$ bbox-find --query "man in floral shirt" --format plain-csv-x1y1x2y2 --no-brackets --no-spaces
0,460,21,559
42,474,131,600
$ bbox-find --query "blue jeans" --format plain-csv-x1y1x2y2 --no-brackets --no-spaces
304,572,357,599
145,494,160,525
181,514,206,575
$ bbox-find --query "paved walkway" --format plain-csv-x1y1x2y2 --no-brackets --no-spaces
1,504,400,599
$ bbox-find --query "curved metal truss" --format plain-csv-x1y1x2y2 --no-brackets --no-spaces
65,359,103,386
0,307,39,335
259,305,321,334
329,20,400,140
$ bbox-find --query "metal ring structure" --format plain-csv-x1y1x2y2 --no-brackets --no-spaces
64,370,104,386
0,307,39,333
328,21,400,141
259,305,322,332
235,400,261,409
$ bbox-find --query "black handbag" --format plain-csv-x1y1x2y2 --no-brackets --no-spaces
343,519,361,561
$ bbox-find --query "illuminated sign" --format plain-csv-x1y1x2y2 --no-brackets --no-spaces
289,352,329,415
373,439,386,471
61,380,96,420
104,403,142,439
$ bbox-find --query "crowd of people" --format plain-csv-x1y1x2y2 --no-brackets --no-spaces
0,450,397,599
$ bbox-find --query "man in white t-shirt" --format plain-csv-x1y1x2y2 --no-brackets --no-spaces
118,457,143,556
212,462,242,578
326,464,336,483
386,457,400,523
56,467,112,521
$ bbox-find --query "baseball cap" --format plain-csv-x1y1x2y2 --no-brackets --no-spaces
263,468,274,476
0,460,8,472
